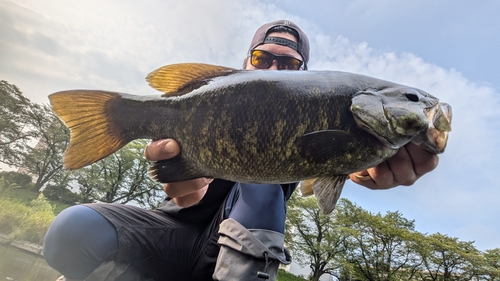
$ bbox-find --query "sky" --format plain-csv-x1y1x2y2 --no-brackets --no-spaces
1,0,499,257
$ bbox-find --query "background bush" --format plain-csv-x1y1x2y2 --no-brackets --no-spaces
0,199,26,234
0,194,55,245
0,171,33,189
43,184,79,205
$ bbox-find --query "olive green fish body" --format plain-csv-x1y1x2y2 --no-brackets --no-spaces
88,71,396,183
49,63,452,213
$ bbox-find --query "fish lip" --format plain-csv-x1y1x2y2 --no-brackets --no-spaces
414,102,452,153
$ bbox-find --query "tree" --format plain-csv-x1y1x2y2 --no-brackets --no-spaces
417,233,483,281
483,248,500,280
21,104,70,192
71,139,163,208
339,200,424,281
0,80,39,166
286,194,348,281
0,81,70,192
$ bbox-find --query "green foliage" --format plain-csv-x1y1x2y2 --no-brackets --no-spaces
340,200,424,281
0,194,55,245
72,139,163,207
0,170,59,244
483,248,500,279
12,194,55,244
277,269,307,281
286,197,500,281
0,171,33,188
0,80,40,167
0,176,21,193
42,184,79,205
0,180,38,204
22,104,70,192
286,193,346,281
0,199,25,234
416,233,486,281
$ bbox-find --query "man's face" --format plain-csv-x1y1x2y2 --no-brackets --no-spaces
244,32,303,71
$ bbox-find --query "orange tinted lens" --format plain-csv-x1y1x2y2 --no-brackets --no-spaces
251,50,273,69
278,57,302,70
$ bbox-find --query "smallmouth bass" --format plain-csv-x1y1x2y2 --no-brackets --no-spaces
49,63,452,213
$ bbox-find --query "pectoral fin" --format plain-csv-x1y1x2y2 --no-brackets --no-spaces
146,63,238,97
312,175,348,214
297,130,352,163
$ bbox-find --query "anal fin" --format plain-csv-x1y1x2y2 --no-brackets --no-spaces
312,175,348,214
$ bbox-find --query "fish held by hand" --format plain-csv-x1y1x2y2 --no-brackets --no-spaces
49,63,452,214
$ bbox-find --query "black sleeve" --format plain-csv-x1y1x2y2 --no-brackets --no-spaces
157,179,235,224
281,182,298,201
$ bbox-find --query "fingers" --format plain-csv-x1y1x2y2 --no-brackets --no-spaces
350,143,439,190
144,139,180,161
144,139,212,207
405,142,439,176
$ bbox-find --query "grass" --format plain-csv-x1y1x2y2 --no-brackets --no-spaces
1,187,38,204
0,195,55,244
2,187,71,214
0,186,71,244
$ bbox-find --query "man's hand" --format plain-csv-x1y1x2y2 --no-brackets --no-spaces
350,142,439,190
144,139,213,207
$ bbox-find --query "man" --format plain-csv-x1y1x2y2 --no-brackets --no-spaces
44,20,438,281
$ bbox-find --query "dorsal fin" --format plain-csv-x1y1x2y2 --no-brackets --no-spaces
146,63,238,97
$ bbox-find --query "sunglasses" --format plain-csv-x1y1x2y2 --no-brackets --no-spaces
249,49,303,70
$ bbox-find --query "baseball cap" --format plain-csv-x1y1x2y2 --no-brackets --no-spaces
247,20,310,70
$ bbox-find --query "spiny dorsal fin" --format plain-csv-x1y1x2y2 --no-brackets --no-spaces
49,90,128,170
146,63,237,97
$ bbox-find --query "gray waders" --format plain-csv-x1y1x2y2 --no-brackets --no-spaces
213,218,291,281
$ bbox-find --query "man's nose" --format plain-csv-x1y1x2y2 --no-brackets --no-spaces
267,60,279,70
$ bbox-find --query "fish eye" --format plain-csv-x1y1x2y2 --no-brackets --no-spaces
405,92,420,102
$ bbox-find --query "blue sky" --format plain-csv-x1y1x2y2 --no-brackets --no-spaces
1,0,499,256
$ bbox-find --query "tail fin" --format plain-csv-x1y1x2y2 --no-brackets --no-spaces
49,90,128,169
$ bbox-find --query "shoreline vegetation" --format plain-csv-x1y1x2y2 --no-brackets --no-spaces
0,188,65,246
0,184,309,281
0,188,61,256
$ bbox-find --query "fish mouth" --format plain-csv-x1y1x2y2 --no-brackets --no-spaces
351,101,452,153
413,102,452,153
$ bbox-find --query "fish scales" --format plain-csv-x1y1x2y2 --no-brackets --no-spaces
104,72,390,183
49,63,452,213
